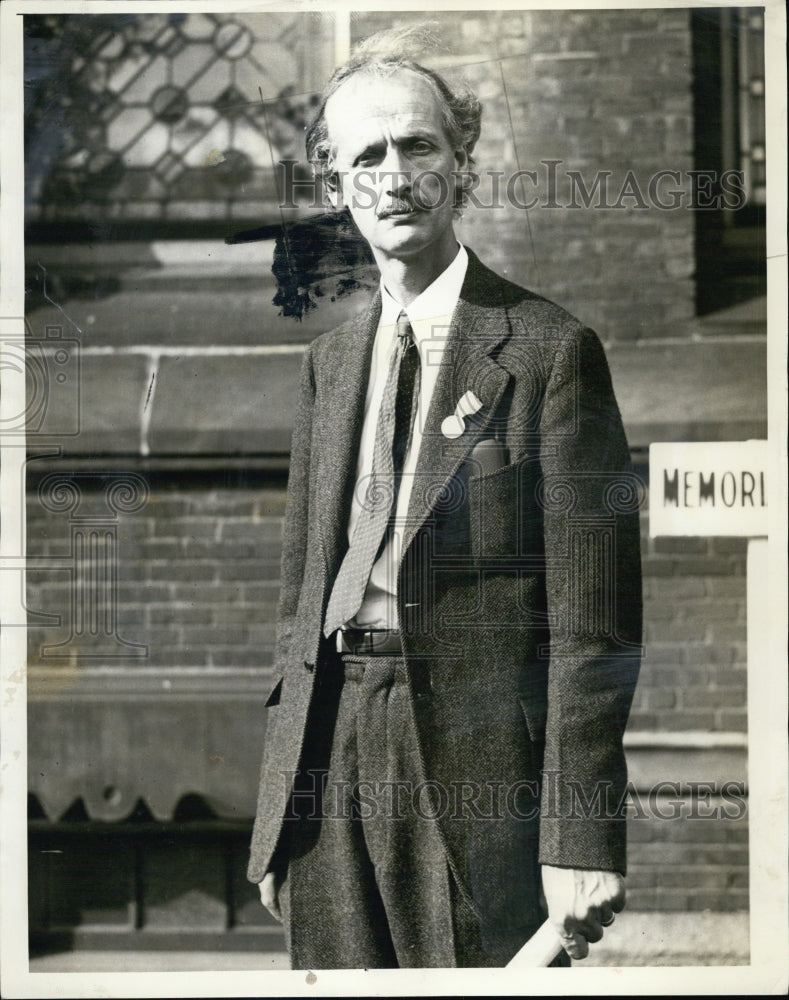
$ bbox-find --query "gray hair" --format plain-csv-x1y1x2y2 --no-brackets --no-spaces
305,24,482,202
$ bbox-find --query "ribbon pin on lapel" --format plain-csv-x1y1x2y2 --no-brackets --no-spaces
441,390,483,440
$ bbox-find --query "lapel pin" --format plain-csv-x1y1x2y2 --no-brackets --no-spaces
441,390,484,439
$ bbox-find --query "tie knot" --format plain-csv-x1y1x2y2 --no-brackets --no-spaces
396,311,414,342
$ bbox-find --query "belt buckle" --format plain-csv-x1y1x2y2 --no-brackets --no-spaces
366,629,400,655
338,627,365,654
339,628,399,655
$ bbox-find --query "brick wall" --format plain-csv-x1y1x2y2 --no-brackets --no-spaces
627,802,748,912
23,7,756,947
351,8,696,342
26,475,748,734
26,466,749,917
636,518,748,734
26,475,285,673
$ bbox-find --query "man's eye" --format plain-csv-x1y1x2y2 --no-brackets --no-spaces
410,142,433,155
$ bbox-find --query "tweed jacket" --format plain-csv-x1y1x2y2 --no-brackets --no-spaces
248,248,642,929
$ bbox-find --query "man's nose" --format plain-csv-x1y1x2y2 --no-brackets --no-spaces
381,148,412,195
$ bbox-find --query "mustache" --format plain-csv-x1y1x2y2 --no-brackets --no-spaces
377,197,421,219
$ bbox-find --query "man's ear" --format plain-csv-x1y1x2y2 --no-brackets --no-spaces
325,172,341,210
453,149,472,208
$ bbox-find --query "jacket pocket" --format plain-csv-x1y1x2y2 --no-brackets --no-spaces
469,462,519,558
470,457,546,559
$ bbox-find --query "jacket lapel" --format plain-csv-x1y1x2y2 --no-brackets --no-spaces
313,252,522,580
316,293,381,581
402,268,513,556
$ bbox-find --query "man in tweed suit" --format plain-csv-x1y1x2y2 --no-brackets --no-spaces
248,28,642,969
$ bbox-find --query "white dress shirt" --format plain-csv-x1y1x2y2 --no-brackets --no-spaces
344,243,469,630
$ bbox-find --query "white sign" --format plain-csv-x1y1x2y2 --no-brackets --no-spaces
650,440,768,537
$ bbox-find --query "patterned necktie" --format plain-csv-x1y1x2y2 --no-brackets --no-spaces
324,311,421,636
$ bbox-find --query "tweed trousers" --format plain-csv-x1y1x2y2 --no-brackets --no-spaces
278,649,568,969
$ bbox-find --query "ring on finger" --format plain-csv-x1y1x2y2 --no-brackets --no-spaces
601,915,615,927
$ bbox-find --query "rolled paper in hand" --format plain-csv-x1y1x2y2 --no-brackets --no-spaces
506,920,564,968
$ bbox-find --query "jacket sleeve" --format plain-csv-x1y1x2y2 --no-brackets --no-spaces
272,343,317,675
247,346,317,885
537,325,643,875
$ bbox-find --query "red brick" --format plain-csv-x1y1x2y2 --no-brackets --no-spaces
622,868,657,889
642,648,684,668
656,866,730,889
696,601,745,622
661,818,748,844
147,497,190,516
220,519,284,543
217,562,272,582
246,624,277,645
686,644,742,666
116,584,170,604
626,713,660,731
188,627,249,646
138,540,182,559
149,563,217,583
684,846,749,866
153,650,213,667
169,583,242,602
679,558,745,576
221,603,277,623
641,557,679,577
241,584,281,603
627,888,689,911
644,620,707,642
713,669,747,686
717,710,748,732
116,608,147,628
646,689,676,709
709,537,749,556
707,623,747,642
169,517,219,539
642,601,680,622
210,648,272,668
149,605,214,624
657,711,716,731
686,890,749,912
183,541,259,560
185,494,259,516
706,578,747,597
726,870,750,889
647,577,707,599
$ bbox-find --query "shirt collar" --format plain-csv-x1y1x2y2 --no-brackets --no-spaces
379,244,468,335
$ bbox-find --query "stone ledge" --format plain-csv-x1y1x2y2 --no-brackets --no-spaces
579,910,749,966
608,338,766,449
27,912,748,970
24,238,766,455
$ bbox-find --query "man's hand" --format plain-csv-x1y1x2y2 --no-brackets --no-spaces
541,865,625,960
259,871,284,923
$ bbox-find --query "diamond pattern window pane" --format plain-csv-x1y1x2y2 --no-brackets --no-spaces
24,11,336,227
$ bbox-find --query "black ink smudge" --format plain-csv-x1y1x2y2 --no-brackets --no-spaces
227,210,377,321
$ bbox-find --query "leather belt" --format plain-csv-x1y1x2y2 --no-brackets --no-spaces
337,628,403,656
